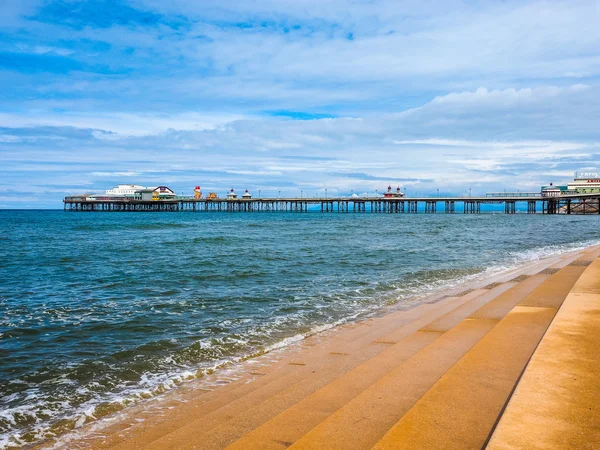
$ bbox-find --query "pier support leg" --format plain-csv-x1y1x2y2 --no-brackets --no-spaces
504,201,516,214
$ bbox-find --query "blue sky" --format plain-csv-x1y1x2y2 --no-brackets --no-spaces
1,0,599,208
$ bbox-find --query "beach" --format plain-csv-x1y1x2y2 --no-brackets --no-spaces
4,0,600,448
35,242,600,450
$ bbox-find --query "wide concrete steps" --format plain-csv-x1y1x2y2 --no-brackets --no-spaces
222,267,574,449
116,289,501,450
225,279,543,450
288,263,584,450
370,252,598,450
97,247,600,450
371,261,590,450
102,290,491,449
486,258,600,450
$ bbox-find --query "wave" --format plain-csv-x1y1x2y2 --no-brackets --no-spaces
72,223,190,232
192,236,232,244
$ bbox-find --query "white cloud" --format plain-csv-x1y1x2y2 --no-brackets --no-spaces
393,138,588,151
0,111,248,136
5,0,600,119
90,171,142,177
428,85,589,108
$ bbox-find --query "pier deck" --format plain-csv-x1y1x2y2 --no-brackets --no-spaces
63,194,600,214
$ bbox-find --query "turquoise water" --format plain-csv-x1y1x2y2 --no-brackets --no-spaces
1,211,599,447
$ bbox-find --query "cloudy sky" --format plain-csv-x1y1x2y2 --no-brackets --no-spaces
1,0,599,208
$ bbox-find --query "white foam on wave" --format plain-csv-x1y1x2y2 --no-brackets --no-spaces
6,307,379,450
482,239,600,277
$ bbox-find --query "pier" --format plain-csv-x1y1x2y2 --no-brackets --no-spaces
63,193,600,214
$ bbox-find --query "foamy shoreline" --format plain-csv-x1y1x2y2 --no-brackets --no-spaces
30,242,600,450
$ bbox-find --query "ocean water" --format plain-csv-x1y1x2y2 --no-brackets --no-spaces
1,210,599,448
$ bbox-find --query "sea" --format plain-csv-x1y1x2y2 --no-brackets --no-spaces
1,210,599,448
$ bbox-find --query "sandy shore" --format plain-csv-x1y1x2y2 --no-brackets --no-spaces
40,243,600,450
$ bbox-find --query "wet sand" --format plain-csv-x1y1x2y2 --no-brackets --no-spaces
41,244,600,450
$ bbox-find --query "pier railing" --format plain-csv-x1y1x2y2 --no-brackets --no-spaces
486,192,541,198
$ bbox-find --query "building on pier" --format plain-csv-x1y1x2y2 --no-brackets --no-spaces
541,183,567,197
105,184,176,200
242,189,252,199
383,185,404,198
539,172,600,196
137,186,176,201
227,188,238,199
69,184,176,202
567,171,600,194
153,186,176,199
105,184,146,197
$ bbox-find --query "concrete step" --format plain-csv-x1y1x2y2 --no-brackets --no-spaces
579,244,600,260
421,276,544,331
223,331,442,450
371,265,585,450
486,258,600,450
518,265,586,309
289,318,499,450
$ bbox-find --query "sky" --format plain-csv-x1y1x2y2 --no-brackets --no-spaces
1,0,600,208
